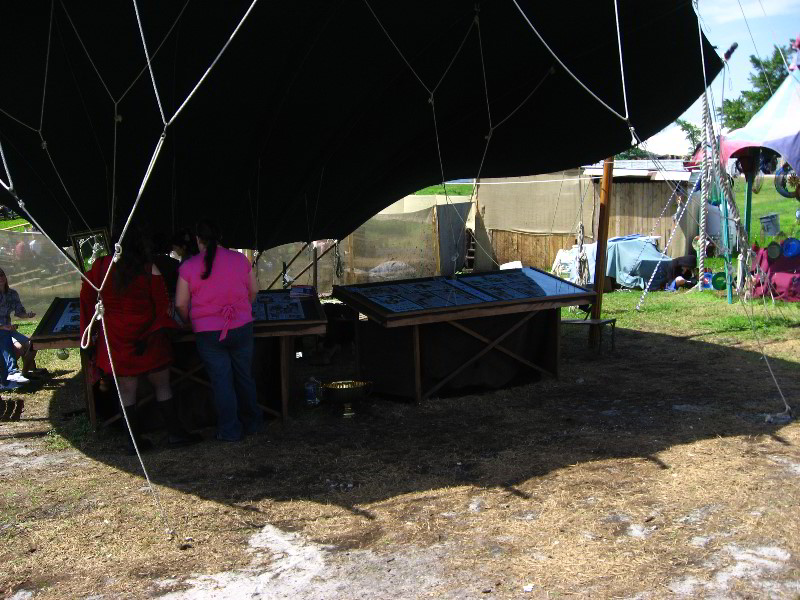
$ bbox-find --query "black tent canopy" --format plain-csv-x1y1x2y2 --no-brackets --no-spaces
0,1,721,249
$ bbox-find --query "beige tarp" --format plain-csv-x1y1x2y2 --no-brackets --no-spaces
476,170,595,238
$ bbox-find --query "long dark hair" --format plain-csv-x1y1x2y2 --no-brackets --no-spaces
196,220,221,279
113,229,152,291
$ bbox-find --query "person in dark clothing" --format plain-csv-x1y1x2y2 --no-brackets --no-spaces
151,231,180,298
665,255,698,291
171,228,199,263
80,229,201,452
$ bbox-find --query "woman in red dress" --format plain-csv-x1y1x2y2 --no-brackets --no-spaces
80,233,200,451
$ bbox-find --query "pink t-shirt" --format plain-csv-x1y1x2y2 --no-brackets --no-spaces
179,247,253,336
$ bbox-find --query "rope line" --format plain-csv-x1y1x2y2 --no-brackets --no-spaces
119,0,194,104
58,0,116,102
510,0,626,123
362,0,432,95
168,0,259,126
310,165,326,243
612,0,629,120
428,96,463,273
132,0,167,124
0,108,39,133
0,136,14,191
111,104,120,230
493,68,553,130
431,17,476,96
0,177,96,289
38,133,94,233
476,15,493,129
468,175,594,185
39,0,55,132
734,0,774,95
99,303,177,536
548,170,567,234
635,187,692,311
739,281,793,416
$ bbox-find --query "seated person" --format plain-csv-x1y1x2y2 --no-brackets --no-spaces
665,256,698,291
0,269,38,383
0,333,22,390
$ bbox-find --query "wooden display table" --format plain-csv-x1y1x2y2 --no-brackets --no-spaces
31,291,327,428
333,268,594,402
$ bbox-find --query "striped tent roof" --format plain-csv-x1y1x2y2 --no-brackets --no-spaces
723,72,800,171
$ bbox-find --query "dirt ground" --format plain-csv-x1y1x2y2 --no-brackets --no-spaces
2,304,800,599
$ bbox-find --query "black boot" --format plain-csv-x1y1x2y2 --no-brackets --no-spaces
157,397,202,447
123,407,153,455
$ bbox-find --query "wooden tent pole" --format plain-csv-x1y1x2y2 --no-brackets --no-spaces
293,241,336,281
589,156,613,348
266,242,310,290
312,246,318,291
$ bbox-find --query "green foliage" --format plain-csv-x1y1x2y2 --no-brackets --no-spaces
615,146,653,160
717,43,796,129
675,118,702,155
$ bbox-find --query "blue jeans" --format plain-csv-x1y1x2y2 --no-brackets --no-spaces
194,322,263,440
0,330,16,378
0,331,21,389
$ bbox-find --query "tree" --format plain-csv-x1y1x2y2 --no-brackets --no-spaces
675,118,702,155
717,42,795,130
615,146,653,160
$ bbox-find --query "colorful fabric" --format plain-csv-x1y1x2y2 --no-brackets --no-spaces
723,73,800,171
751,247,800,302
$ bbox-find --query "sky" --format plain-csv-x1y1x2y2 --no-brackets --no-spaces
643,0,799,155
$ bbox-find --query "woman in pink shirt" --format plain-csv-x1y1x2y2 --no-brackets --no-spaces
175,221,264,441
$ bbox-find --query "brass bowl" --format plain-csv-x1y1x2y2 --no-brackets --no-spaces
320,380,372,403
320,380,372,419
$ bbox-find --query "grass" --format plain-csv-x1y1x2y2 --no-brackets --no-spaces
565,288,800,350
413,183,474,196
734,175,800,245
0,218,30,231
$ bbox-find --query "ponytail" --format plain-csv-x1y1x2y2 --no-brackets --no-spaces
201,240,217,279
195,219,221,280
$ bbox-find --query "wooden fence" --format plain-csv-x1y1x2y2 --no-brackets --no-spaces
484,179,691,270
490,231,575,269
601,180,691,256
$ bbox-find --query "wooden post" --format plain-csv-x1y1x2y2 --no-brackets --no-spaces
412,324,422,403
266,242,309,290
279,337,291,418
589,157,613,348
432,204,441,275
312,246,318,291
347,234,355,284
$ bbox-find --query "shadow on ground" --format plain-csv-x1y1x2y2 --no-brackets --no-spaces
47,326,798,521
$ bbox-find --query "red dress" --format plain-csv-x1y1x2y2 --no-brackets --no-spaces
80,255,175,376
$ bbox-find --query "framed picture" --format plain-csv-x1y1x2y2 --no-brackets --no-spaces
69,229,111,274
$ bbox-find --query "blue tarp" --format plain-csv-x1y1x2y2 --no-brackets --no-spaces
559,235,672,290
